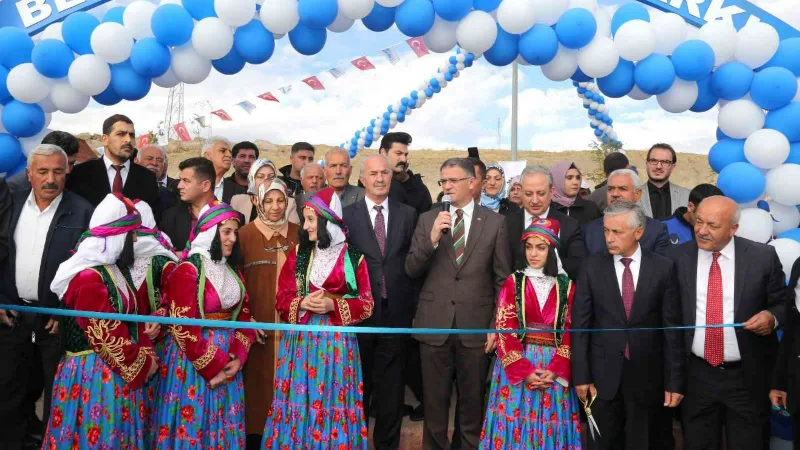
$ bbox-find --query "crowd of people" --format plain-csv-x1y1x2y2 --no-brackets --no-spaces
0,113,798,450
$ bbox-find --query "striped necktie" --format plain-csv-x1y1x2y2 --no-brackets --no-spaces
453,209,465,265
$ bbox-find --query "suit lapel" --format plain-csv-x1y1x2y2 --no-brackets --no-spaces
457,206,486,273
685,242,699,330
733,238,747,318
95,158,112,193
603,256,628,322
442,219,458,269
384,202,401,260
358,201,383,260
638,184,652,217
630,252,652,322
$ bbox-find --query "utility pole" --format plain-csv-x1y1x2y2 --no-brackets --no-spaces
511,61,519,161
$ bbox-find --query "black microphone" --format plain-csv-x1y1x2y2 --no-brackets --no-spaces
441,194,451,235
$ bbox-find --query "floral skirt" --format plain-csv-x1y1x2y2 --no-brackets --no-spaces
42,351,147,449
151,329,246,449
479,343,582,450
144,338,167,444
261,314,367,449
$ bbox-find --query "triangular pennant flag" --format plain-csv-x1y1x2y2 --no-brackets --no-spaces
211,109,233,121
194,116,206,127
328,67,346,79
302,76,325,90
137,134,151,149
381,45,401,65
406,37,430,58
351,56,375,71
173,123,192,142
236,100,256,115
258,92,280,102
279,85,292,95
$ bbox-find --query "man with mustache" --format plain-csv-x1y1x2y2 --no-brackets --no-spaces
228,141,259,189
379,132,432,217
202,136,246,203
66,114,161,222
638,143,690,220
279,142,315,198
7,131,81,193
324,148,364,207
135,144,178,212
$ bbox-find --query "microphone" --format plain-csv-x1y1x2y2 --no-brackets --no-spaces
441,194,451,235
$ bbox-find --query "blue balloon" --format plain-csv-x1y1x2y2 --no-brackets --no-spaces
110,62,151,101
0,66,10,103
7,152,27,177
484,25,519,66
778,228,800,242
183,0,216,20
598,59,635,98
588,109,597,116
708,139,746,173
351,137,358,145
299,0,338,29
289,23,327,56
350,148,358,158
62,12,100,55
1,101,44,138
401,98,409,106
432,0,472,21
670,40,715,81
473,0,501,11
444,72,453,81
555,7,597,50
152,4,194,47
130,38,171,78
594,128,603,137
763,38,800,76
449,56,457,64
396,0,435,37
0,134,23,173
0,28,34,69
717,162,765,203
571,67,592,83
93,85,122,106
212,48,246,75
362,4,396,32
465,53,475,63
750,67,798,110
425,87,434,97
382,113,390,121
611,3,649,36
519,24,558,65
399,104,408,112
234,20,275,64
711,62,754,100
634,54,675,95
31,39,75,79
364,138,373,147
577,87,586,94
690,75,719,112
590,122,598,129
786,142,800,165
397,112,406,122
370,119,376,126
765,102,800,142
716,128,731,141
102,6,125,24
430,78,439,88
381,126,389,134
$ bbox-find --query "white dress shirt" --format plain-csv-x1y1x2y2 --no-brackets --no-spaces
15,192,63,301
103,155,130,189
160,176,168,188
524,206,550,229
365,196,389,235
214,178,224,201
692,239,740,362
613,244,641,293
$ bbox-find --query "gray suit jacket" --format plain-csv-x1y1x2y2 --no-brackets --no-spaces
405,205,512,348
638,181,690,218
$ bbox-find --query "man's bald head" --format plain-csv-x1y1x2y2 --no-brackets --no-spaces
694,195,740,252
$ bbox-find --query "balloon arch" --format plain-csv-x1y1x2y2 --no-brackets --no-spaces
1,0,800,270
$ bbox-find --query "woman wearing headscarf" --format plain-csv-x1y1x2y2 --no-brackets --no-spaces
45,193,159,449
479,218,581,449
507,175,523,207
481,163,519,216
550,161,601,225
238,178,300,449
230,159,300,226
262,187,374,449
151,201,255,449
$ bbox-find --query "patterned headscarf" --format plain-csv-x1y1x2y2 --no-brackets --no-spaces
551,160,581,207
304,187,346,247
522,218,561,247
256,178,289,232
182,201,241,261
133,200,178,262
481,163,506,211
247,159,277,195
507,175,521,198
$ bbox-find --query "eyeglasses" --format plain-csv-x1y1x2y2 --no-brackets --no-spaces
646,158,674,167
437,177,471,187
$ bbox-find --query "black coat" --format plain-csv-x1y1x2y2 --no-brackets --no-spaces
496,198,520,218
343,199,418,328
774,257,800,412
552,195,601,225
572,250,684,402
505,207,585,280
0,179,9,265
160,201,193,251
222,175,247,204
583,216,670,257
387,170,433,217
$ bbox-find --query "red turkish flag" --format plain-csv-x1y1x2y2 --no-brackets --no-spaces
211,109,233,121
258,92,280,102
302,76,325,91
137,134,150,148
406,37,430,58
173,123,192,142
351,56,375,71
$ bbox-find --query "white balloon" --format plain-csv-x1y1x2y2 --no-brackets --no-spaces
456,53,466,63
68,54,111,96
744,128,790,169
657,78,699,113
154,67,181,88
7,63,51,104
160,0,182,4
717,99,765,139
435,73,445,83
515,55,530,66
50,80,90,114
597,104,607,113
577,36,619,78
260,0,299,34
338,0,374,20
651,12,686,55
327,10,354,32
273,33,285,39
91,22,134,64
41,22,63,41
700,19,738,67
589,101,598,110
215,0,257,28
583,98,591,105
424,15,458,53
456,62,465,70
456,11,497,55
376,0,403,6
45,113,52,128
736,208,774,243
541,45,578,81
734,21,779,69
192,17,234,60
598,123,607,131
38,95,58,114
405,107,413,115
594,6,611,37
568,0,597,14
766,164,800,206
123,0,157,40
171,44,212,84
532,0,567,25
496,0,536,34
614,20,654,62
769,238,800,282
628,85,651,100
768,200,800,236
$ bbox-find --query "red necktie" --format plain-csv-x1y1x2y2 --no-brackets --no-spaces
621,257,634,359
374,205,387,299
112,165,124,194
705,252,724,367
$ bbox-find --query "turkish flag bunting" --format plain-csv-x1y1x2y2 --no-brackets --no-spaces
258,92,280,102
406,37,430,58
351,56,376,71
302,76,325,90
211,109,233,121
173,123,192,142
137,135,150,149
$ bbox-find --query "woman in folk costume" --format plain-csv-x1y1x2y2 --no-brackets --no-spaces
152,201,256,449
262,187,374,449
45,193,159,449
230,159,300,225
239,177,300,449
479,218,582,450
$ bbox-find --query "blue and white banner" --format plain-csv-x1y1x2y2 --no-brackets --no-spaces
0,0,112,36
236,100,256,115
381,46,401,65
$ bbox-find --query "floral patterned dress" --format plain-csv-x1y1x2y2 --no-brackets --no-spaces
262,242,374,449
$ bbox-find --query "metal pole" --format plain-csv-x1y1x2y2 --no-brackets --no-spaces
511,61,519,161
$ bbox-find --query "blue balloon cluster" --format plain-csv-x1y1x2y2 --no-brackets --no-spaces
573,81,620,146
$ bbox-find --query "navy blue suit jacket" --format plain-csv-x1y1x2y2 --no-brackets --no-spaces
582,216,670,256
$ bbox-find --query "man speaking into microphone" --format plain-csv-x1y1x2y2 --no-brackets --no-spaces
406,157,512,450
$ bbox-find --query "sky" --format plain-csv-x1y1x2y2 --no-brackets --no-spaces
47,0,800,154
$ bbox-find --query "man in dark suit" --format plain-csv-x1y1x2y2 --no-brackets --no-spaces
573,201,683,449
0,145,93,450
66,114,160,222
202,136,246,203
406,157,512,450
671,196,786,450
0,178,9,265
160,157,216,251
505,165,585,279
325,148,365,207
772,257,800,447
135,144,178,213
343,155,417,450
583,169,670,256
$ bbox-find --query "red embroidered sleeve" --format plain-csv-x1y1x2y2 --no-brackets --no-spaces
150,260,177,344
547,281,574,384
329,254,374,326
230,269,257,365
276,247,308,325
495,275,535,385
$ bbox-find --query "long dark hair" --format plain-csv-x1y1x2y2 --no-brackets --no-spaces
117,232,135,269
516,239,560,277
299,215,332,251
209,228,243,267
